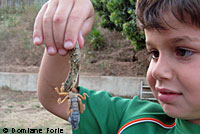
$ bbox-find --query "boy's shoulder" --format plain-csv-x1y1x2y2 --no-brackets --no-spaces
77,86,176,134
118,96,176,134
123,96,165,118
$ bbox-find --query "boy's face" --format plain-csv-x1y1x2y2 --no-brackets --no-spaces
145,13,200,124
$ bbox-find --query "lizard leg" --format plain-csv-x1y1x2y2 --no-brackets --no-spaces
60,83,65,92
77,93,89,100
55,87,69,96
78,97,86,114
57,96,69,104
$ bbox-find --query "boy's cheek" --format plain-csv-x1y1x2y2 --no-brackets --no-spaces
146,70,157,99
146,65,156,90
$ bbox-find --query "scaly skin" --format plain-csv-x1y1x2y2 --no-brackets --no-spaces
55,42,88,130
63,42,81,92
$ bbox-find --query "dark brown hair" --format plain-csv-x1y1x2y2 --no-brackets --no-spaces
136,0,200,30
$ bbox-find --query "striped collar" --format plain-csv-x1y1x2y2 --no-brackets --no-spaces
117,117,176,134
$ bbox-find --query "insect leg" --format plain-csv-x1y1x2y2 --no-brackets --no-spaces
57,95,69,104
77,93,89,100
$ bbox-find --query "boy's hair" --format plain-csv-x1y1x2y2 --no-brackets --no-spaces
136,0,200,30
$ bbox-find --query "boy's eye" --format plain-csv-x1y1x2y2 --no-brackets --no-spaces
175,48,193,57
149,50,159,59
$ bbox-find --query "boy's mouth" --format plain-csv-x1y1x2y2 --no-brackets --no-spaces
156,87,182,103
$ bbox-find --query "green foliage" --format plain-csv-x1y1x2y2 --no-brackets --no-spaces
91,0,145,50
0,85,12,90
0,4,40,27
87,27,106,51
0,8,19,27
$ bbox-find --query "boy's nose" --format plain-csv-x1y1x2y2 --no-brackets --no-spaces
151,56,173,81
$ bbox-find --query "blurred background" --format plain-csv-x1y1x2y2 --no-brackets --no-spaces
0,0,151,133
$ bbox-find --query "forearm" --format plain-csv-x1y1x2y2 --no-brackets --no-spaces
37,49,70,120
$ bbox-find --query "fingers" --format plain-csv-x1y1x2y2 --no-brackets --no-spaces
64,0,94,50
33,2,48,46
33,0,95,56
77,32,84,49
53,0,75,55
78,15,95,48
80,14,95,37
43,0,59,55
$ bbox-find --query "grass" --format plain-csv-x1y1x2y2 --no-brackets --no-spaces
0,5,44,66
0,85,13,90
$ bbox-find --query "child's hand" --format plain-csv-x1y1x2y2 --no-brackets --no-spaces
33,0,94,56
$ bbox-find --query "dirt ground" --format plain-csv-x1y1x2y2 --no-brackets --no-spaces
0,29,150,76
0,87,72,134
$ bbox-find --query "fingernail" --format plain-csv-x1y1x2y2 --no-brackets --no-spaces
58,49,67,55
48,47,56,54
34,37,41,44
64,41,73,49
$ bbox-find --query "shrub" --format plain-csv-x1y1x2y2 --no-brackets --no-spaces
91,0,145,50
87,27,106,51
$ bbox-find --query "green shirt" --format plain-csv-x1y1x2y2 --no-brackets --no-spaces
73,86,200,134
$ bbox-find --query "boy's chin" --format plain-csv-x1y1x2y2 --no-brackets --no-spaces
160,102,189,120
159,101,180,118
157,94,200,125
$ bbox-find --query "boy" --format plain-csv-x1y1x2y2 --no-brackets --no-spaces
33,0,200,133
